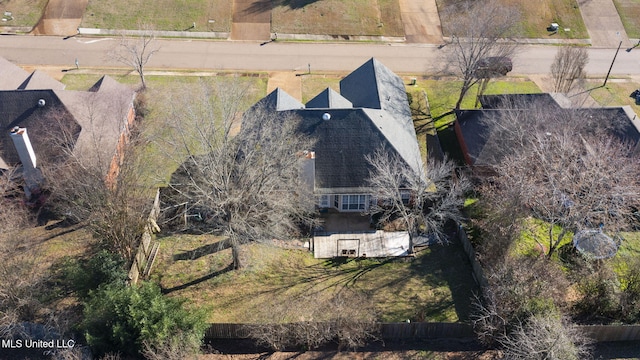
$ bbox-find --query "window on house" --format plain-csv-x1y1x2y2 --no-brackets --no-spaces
317,195,329,208
401,190,411,205
341,195,368,211
334,195,339,208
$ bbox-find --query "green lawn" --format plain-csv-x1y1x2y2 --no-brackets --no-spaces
151,235,478,323
272,0,404,37
417,78,542,129
436,0,588,39
301,75,341,103
81,0,232,32
613,0,640,39
512,217,573,259
61,73,268,187
587,80,640,114
0,0,48,28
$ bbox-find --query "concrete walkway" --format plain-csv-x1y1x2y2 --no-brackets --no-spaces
399,0,443,44
578,0,632,48
266,71,302,100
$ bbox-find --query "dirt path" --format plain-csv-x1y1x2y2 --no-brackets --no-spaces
399,0,443,44
31,0,88,36
231,0,271,41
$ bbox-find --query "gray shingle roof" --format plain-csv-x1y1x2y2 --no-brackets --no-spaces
0,56,30,90
0,57,135,174
456,96,640,166
257,88,304,111
0,90,79,166
289,108,416,193
245,58,422,193
340,58,412,121
19,70,65,90
306,88,352,109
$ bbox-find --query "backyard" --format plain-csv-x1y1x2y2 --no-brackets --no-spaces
151,234,478,324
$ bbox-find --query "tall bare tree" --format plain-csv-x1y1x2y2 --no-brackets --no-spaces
366,150,469,253
109,27,158,90
439,0,520,111
160,81,316,269
487,129,640,258
551,46,589,93
41,94,149,261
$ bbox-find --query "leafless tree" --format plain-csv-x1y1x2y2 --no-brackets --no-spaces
439,0,520,110
551,46,589,93
501,313,592,360
0,165,32,231
108,26,158,90
492,131,640,258
245,290,378,351
41,93,150,262
366,150,469,253
472,256,570,345
159,81,316,269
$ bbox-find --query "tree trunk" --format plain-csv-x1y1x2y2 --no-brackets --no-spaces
547,228,567,259
232,242,242,270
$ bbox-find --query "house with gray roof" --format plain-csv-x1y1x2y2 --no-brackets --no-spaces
454,93,640,167
247,58,422,258
0,56,136,199
249,58,422,214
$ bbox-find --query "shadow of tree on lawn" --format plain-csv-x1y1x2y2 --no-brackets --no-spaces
173,238,230,261
244,0,323,15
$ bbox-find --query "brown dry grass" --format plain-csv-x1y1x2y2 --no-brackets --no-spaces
151,234,478,324
614,0,640,38
437,0,588,39
0,0,48,28
271,0,404,36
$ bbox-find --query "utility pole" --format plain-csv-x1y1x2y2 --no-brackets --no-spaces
603,40,622,87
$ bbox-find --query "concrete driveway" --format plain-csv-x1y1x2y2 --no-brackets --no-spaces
578,0,631,48
231,0,271,41
399,0,443,43
31,0,88,36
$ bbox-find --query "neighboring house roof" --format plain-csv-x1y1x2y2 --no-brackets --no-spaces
19,70,66,90
455,94,640,167
0,57,31,90
0,57,135,174
247,58,422,194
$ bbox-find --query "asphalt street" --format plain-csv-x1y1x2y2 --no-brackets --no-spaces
0,35,639,76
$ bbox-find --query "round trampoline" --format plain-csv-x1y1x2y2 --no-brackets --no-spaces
572,229,620,260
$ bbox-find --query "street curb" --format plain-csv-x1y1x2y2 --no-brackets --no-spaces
77,28,596,46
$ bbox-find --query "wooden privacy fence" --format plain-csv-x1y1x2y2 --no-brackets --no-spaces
204,322,475,341
457,225,488,291
380,322,474,339
128,188,161,284
205,323,640,342
577,324,640,342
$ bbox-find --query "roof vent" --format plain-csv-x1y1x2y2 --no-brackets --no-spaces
37,99,46,107
322,113,331,121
